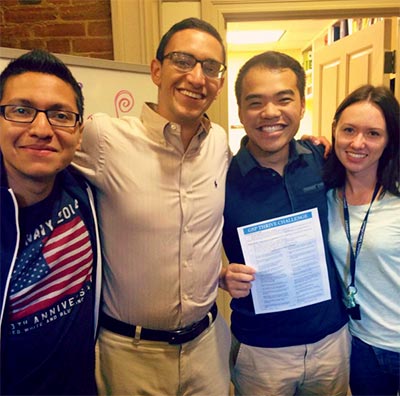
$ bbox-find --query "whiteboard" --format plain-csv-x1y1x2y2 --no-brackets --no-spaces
0,47,157,120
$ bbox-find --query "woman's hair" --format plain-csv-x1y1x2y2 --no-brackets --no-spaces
323,84,400,197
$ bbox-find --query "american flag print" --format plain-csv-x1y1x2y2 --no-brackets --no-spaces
9,215,93,322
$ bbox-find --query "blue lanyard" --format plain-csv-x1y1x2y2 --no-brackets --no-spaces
342,183,380,302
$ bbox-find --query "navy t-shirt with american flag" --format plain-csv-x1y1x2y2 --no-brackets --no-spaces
3,179,97,395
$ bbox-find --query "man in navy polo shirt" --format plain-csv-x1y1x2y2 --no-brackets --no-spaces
220,51,349,396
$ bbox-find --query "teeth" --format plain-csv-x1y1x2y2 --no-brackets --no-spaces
260,125,283,133
181,89,202,99
348,152,367,159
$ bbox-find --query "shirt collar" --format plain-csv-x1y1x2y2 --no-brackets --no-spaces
141,102,211,147
235,135,312,177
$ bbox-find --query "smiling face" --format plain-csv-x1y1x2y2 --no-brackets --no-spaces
150,28,225,129
238,66,305,170
0,72,83,189
334,100,388,180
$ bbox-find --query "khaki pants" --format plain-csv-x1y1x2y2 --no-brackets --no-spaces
231,324,351,396
96,313,231,396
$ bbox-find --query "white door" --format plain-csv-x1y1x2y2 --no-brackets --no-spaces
313,20,392,140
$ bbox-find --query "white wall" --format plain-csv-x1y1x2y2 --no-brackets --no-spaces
0,47,157,120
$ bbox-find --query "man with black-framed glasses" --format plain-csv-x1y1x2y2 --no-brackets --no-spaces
73,17,231,396
0,49,102,395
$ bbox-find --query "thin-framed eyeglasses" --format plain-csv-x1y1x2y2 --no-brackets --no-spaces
0,105,82,131
161,52,226,79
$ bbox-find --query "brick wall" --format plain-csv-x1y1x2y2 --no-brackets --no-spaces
0,0,114,59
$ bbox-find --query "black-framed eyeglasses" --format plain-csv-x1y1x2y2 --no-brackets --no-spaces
0,105,82,129
161,52,226,79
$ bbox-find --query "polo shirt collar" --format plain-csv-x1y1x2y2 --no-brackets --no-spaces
236,136,312,177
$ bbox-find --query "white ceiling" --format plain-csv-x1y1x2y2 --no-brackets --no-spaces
227,19,336,53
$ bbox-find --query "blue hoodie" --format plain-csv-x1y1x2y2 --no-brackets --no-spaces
0,154,102,395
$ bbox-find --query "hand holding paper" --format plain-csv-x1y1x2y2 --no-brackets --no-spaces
220,264,256,298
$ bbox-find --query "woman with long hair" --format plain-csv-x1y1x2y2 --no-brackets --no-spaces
324,84,400,396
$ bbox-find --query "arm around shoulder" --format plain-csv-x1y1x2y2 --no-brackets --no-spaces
72,113,109,181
